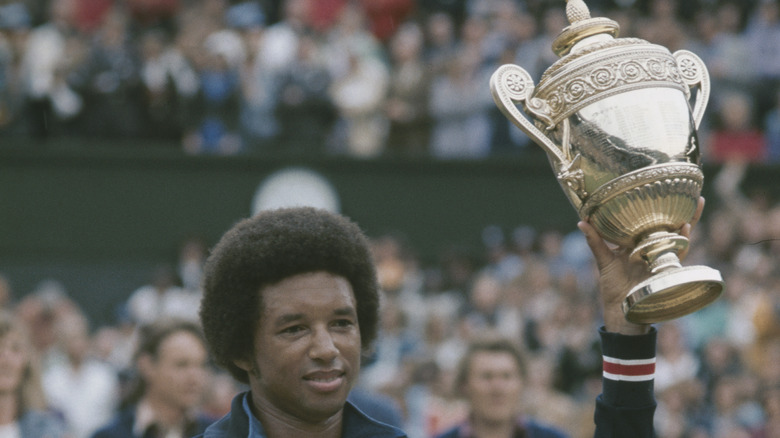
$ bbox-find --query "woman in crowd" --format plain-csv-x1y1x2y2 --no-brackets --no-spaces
0,309,67,437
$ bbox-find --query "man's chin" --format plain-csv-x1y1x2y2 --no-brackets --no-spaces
296,398,349,425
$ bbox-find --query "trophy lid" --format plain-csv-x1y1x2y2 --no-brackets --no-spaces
552,0,620,56
531,0,696,128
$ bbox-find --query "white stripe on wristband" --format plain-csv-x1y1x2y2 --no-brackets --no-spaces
602,355,656,382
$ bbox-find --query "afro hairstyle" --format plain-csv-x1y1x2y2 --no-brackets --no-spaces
199,207,380,383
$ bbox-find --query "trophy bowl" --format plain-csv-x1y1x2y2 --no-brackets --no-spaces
490,0,723,323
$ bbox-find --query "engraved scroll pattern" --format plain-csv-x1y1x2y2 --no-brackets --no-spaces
540,56,686,125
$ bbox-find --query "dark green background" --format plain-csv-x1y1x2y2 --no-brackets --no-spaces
1,146,773,325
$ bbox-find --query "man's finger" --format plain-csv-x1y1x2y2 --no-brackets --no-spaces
690,196,705,231
578,220,614,271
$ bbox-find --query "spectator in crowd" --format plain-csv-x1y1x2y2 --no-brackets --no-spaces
184,28,244,154
360,300,420,392
91,318,213,438
125,0,180,33
458,270,521,339
428,49,494,159
418,0,467,31
275,31,336,154
520,6,568,83
0,309,67,437
0,2,31,136
229,2,280,153
653,380,706,438
327,3,389,157
125,264,199,326
257,0,310,75
654,321,700,393
138,27,199,142
384,21,431,157
688,3,752,98
19,0,84,138
43,310,119,438
422,12,458,78
755,384,780,438
14,280,80,368
696,336,743,404
745,0,780,121
69,9,145,139
176,236,207,294
764,88,780,162
434,335,569,438
521,352,590,437
0,274,13,309
356,0,414,44
708,90,766,164
636,0,688,52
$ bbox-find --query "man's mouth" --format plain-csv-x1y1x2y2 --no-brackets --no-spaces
304,370,346,392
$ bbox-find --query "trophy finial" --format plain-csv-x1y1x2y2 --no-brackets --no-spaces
566,0,591,24
553,1,619,56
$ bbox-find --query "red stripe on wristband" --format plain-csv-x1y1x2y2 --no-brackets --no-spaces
602,356,655,382
602,361,655,376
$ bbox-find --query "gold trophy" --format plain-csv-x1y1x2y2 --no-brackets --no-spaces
490,0,723,323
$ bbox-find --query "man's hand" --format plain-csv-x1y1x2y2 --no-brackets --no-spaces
577,197,705,335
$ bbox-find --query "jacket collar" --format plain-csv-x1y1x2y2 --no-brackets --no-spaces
202,391,406,438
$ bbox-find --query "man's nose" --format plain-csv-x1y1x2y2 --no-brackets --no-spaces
308,327,339,361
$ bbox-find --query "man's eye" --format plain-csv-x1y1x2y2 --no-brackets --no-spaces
333,319,355,328
281,325,305,335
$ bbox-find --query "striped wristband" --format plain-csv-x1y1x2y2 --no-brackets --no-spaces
602,355,655,382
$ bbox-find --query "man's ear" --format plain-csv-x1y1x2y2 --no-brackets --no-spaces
233,357,252,372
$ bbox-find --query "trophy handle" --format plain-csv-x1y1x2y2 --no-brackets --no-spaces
673,50,710,130
490,64,568,166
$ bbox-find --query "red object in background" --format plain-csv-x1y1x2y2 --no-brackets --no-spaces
309,0,346,32
308,0,415,41
73,0,113,33
709,129,767,163
360,0,415,42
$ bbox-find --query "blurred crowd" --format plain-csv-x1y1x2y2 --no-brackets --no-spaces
0,0,779,160
0,161,778,438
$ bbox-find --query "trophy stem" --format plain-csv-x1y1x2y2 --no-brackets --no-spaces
630,231,687,274
624,232,724,324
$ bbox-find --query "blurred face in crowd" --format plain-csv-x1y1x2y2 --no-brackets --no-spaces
58,314,91,365
139,330,209,410
0,329,29,394
463,351,523,424
235,271,361,425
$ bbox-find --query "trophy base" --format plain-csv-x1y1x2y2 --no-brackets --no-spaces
623,265,724,324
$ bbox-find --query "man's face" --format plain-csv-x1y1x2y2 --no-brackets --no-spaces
0,330,28,394
464,351,523,424
237,271,361,424
142,330,209,410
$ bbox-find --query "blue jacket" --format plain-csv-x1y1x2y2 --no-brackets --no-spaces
196,392,407,438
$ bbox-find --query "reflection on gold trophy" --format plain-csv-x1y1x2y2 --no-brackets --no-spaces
490,0,723,323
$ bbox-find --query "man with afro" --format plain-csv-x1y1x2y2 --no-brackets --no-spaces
197,206,403,438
